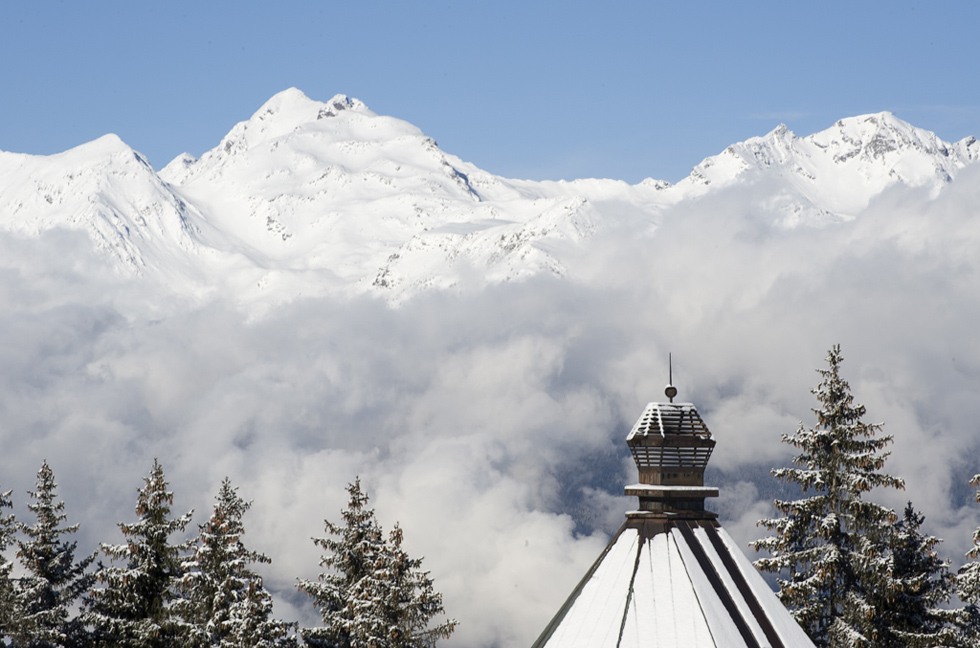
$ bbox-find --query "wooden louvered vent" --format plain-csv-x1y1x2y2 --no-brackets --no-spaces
626,403,716,487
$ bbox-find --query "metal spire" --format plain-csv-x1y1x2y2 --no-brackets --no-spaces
665,353,677,402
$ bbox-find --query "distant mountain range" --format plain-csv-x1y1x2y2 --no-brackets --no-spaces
2,88,977,304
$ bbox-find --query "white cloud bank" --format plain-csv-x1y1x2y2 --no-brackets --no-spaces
2,165,980,648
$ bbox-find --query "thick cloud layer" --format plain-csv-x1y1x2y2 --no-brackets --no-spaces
2,167,980,647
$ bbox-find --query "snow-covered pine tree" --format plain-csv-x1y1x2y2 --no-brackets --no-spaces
752,345,905,648
87,459,193,648
0,485,20,644
956,474,980,644
298,478,456,648
227,578,297,648
175,478,295,648
364,524,456,648
298,478,384,648
13,461,95,648
855,503,958,648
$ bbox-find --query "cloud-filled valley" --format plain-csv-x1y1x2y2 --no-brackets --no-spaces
2,90,980,648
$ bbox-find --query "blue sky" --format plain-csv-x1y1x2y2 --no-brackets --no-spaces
2,0,978,184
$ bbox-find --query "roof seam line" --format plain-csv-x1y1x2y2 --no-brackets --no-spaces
703,525,785,648
676,522,762,648
668,526,720,646
615,532,645,648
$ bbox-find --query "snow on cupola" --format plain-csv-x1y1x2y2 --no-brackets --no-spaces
625,382,718,520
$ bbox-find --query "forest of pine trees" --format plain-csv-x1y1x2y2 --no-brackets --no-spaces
0,466,456,648
5,345,980,647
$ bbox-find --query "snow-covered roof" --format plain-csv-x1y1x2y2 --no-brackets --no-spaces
627,402,712,440
627,403,715,474
531,520,815,648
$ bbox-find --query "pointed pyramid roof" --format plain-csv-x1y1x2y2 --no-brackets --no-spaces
530,397,815,648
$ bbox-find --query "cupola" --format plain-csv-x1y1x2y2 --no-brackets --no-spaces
529,375,817,648
625,396,718,519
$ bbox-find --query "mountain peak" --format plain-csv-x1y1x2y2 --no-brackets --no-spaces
810,111,934,160
670,110,979,219
317,94,368,119
48,133,161,174
251,89,371,127
260,86,313,108
71,132,133,156
770,123,792,137
247,88,321,133
834,110,905,131
198,90,376,160
762,123,796,148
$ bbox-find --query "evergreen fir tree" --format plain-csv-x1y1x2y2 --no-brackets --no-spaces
298,478,383,648
298,478,456,648
226,579,296,648
87,459,193,648
12,461,95,648
956,474,980,644
0,485,20,644
176,478,295,648
859,502,958,648
752,345,904,648
365,524,456,648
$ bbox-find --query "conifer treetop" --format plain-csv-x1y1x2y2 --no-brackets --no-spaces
299,477,456,648
0,485,15,639
88,459,194,648
0,485,15,554
177,477,295,648
880,502,958,647
14,460,96,648
99,457,193,574
775,345,904,497
753,345,906,648
956,475,980,613
966,474,980,563
21,461,78,546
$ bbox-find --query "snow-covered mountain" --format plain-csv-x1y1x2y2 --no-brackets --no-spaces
0,134,204,271
156,89,609,302
674,112,980,226
1,89,977,303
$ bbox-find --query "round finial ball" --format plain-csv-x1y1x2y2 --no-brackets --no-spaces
665,384,678,400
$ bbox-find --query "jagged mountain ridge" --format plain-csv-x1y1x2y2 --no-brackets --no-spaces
157,88,601,299
0,134,205,271
1,89,977,303
676,112,980,226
